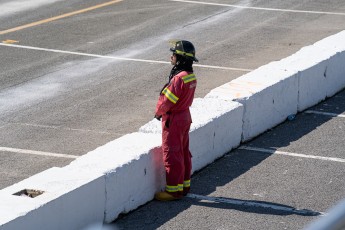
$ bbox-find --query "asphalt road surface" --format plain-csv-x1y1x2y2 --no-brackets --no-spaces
1,1,345,226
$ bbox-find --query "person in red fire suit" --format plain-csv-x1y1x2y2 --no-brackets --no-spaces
154,40,198,201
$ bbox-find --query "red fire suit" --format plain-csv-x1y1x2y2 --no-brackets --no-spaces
155,71,197,197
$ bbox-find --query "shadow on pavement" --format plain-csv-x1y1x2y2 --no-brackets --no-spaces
187,195,322,216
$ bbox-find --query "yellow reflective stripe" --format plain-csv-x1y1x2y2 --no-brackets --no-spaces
175,49,194,57
182,74,196,83
166,184,184,192
166,185,179,192
183,180,191,188
162,88,179,104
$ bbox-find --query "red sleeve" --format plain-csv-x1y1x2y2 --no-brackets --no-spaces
155,77,183,116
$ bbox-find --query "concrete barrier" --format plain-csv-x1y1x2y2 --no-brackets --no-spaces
66,132,163,223
206,64,299,141
278,32,345,112
1,30,345,229
313,31,345,98
189,98,243,172
0,167,105,230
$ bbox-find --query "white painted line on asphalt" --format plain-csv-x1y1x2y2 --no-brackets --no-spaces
196,63,252,72
171,0,345,16
11,122,118,135
0,43,252,72
0,0,123,35
239,146,345,163
0,147,79,159
305,110,345,118
186,193,325,216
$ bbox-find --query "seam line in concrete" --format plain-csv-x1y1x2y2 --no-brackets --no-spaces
239,146,345,163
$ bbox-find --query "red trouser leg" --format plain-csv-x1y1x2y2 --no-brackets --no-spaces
162,113,192,197
182,126,192,195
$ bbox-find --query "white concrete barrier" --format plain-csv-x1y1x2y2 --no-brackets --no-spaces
0,167,105,230
65,132,163,223
313,30,345,98
190,98,243,171
278,46,331,112
325,51,345,97
277,32,345,112
206,64,299,141
1,30,345,229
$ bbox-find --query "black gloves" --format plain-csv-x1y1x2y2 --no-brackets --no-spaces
154,114,162,121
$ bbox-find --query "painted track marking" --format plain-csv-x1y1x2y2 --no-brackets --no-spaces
0,147,78,159
171,0,345,16
0,0,123,35
11,122,118,135
239,146,345,163
305,110,345,118
0,43,252,72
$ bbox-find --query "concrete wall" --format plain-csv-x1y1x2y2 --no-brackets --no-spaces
206,64,299,141
0,167,105,230
1,30,345,229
